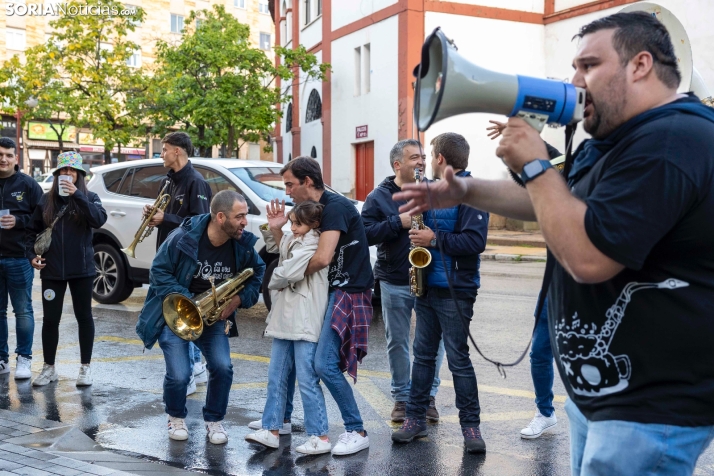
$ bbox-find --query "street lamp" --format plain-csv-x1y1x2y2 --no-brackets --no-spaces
15,97,38,173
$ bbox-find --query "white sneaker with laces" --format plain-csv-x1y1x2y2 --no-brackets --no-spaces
331,431,369,456
168,416,189,441
0,360,9,375
245,429,279,448
14,356,32,380
32,364,58,386
186,375,196,396
248,420,291,435
76,365,92,387
520,410,557,439
296,435,331,455
193,362,208,385
206,421,228,445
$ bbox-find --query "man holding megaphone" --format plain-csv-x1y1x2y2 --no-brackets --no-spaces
397,11,714,475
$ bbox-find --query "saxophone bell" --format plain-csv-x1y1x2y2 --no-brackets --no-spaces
409,167,432,297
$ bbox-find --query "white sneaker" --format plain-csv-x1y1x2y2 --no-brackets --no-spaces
193,362,207,385
32,364,58,386
186,375,196,396
245,429,279,449
206,421,228,445
331,431,369,456
167,415,189,441
0,360,9,375
296,435,331,455
14,356,32,380
520,410,557,439
76,365,92,387
248,420,291,435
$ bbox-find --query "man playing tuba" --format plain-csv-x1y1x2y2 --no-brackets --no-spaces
136,190,265,445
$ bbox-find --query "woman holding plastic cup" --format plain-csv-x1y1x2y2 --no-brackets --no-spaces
27,151,107,387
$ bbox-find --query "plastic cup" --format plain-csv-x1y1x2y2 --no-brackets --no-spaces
0,210,9,229
58,175,72,196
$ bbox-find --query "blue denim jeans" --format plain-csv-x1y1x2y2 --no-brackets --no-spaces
0,258,34,361
565,399,714,475
158,323,233,421
315,292,364,433
531,297,554,417
407,290,481,428
380,281,444,401
189,341,202,365
262,338,328,436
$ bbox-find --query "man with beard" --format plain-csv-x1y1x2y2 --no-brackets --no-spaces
136,190,265,445
395,12,714,474
361,139,446,423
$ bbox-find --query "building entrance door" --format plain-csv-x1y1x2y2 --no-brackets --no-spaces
354,141,374,201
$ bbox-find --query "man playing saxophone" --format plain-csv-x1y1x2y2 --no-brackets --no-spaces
360,140,446,423
135,190,265,445
391,133,489,454
144,132,214,394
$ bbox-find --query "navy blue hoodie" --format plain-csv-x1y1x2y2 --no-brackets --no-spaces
0,170,43,259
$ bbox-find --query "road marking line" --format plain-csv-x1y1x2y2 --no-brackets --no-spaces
96,336,144,346
441,411,535,423
350,378,393,422
189,381,267,398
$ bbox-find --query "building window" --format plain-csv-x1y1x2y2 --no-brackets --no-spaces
363,43,371,94
6,29,26,51
354,47,361,96
234,0,245,8
317,0,321,15
126,50,142,68
260,33,271,51
310,146,317,159
126,4,141,26
305,89,321,123
305,0,311,25
354,44,370,96
288,153,292,162
259,0,269,14
170,14,184,33
285,103,293,132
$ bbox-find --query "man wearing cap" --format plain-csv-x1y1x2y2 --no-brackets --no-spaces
0,138,43,380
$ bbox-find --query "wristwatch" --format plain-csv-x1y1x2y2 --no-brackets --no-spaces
520,159,554,184
429,236,437,247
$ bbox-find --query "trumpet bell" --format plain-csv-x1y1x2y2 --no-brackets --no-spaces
409,247,432,268
163,293,204,341
120,245,136,259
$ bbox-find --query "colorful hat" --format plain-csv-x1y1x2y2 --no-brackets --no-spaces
54,151,85,175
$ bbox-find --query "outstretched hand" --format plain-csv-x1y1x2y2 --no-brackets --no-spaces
393,166,468,215
266,199,288,230
486,120,507,140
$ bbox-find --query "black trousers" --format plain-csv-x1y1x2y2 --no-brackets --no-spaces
41,277,95,365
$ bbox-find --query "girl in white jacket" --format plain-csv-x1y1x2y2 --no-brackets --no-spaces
245,200,331,455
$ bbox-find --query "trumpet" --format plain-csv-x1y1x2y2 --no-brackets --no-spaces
408,168,432,297
162,268,255,341
121,181,171,258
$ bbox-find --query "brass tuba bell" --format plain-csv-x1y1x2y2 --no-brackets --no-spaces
162,268,255,341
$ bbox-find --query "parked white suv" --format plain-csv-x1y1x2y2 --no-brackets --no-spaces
87,158,376,307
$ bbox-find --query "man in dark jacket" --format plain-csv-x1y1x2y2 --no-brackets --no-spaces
361,139,445,423
0,138,43,380
144,132,213,391
392,132,489,454
136,190,265,445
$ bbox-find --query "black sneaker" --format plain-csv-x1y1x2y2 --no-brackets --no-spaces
426,396,439,422
463,426,486,454
391,418,427,443
391,401,407,422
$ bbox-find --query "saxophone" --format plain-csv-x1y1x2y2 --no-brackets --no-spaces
408,168,432,297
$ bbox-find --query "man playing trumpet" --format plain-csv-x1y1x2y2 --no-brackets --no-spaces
136,190,265,444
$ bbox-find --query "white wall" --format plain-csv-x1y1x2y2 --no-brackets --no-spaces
331,0,399,31
424,12,547,180
330,15,399,194
554,0,594,10
300,16,322,50
439,0,544,14
544,0,714,151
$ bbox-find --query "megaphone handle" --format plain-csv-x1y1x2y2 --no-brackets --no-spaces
516,111,547,132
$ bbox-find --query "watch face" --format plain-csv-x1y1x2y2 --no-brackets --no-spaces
523,160,544,178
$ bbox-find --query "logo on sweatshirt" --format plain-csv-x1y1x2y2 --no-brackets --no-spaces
197,194,207,200
11,191,25,202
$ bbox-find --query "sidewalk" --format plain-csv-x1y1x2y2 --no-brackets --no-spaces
483,229,546,261
0,409,193,476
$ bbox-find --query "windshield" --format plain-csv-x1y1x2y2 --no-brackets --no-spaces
230,167,293,205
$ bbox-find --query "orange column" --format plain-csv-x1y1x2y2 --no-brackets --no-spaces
398,0,425,140
321,0,332,185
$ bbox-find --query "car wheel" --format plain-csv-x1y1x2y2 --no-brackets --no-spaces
262,258,279,312
93,243,133,304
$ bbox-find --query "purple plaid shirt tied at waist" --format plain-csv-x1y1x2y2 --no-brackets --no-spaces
330,289,373,382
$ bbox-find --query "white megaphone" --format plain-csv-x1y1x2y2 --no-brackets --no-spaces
414,27,585,132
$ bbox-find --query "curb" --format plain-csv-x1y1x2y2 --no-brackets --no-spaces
481,253,546,262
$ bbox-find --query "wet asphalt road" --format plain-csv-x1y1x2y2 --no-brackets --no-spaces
2,260,713,475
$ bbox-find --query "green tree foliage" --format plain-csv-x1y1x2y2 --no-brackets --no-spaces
146,5,328,157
